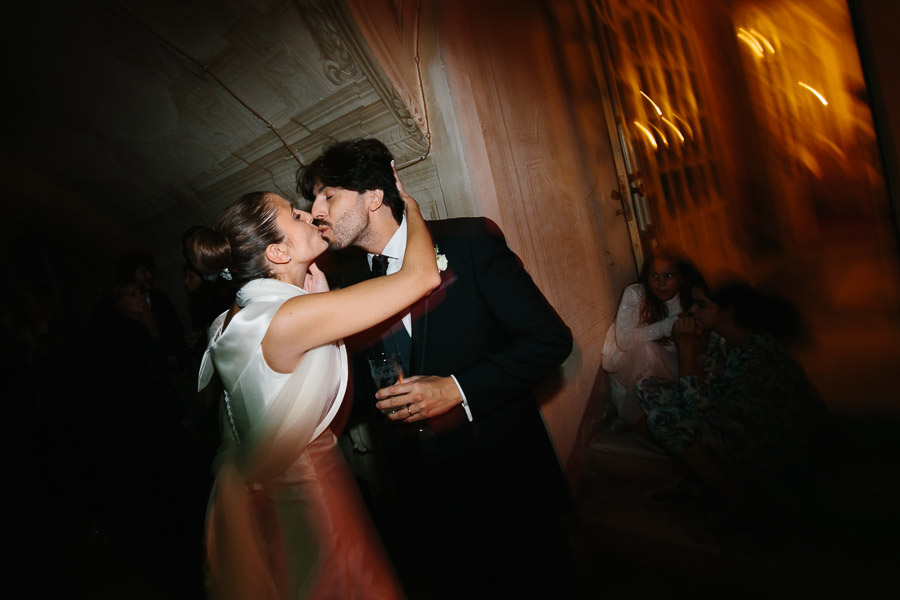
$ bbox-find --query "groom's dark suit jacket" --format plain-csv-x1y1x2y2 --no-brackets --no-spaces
339,216,571,489
335,217,574,597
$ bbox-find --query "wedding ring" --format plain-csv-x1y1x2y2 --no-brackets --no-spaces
407,404,413,416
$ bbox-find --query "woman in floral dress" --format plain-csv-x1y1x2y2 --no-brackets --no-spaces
637,279,829,520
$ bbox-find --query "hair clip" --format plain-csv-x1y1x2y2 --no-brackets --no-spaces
219,268,233,281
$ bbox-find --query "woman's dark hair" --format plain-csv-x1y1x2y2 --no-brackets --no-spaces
637,245,706,324
706,278,807,344
296,137,403,224
185,191,283,288
182,225,204,265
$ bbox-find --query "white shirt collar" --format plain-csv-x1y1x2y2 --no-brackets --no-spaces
367,217,407,274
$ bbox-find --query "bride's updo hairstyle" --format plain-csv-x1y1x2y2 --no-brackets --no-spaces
186,191,284,287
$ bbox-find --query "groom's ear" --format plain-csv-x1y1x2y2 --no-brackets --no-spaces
363,189,385,212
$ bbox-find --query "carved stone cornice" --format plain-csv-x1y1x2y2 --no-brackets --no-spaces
294,0,360,85
295,0,428,153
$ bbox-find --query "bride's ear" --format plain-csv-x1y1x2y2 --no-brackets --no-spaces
265,244,292,265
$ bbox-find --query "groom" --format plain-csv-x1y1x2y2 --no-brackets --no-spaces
298,138,575,599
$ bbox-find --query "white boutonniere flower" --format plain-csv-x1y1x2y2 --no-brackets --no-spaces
435,245,448,272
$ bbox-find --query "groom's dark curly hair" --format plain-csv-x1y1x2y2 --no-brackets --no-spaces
296,137,404,225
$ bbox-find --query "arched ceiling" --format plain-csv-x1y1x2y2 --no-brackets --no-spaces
4,0,429,257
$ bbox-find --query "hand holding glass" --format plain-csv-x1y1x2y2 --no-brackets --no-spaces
368,352,403,414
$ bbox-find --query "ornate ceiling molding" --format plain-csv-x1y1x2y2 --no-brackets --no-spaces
295,0,428,154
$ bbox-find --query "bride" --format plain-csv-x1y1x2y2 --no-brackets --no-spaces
187,164,438,599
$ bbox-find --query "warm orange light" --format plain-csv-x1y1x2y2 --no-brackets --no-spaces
818,134,846,159
798,81,828,105
672,113,694,139
661,117,685,143
749,28,775,54
796,145,823,178
650,123,669,147
633,121,658,150
640,91,663,115
737,29,764,57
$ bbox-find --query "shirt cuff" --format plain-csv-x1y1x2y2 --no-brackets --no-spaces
450,374,474,422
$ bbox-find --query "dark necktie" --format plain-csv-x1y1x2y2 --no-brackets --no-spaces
371,254,389,277
368,254,412,374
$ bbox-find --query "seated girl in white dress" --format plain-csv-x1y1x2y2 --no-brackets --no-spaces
186,164,439,599
600,246,705,433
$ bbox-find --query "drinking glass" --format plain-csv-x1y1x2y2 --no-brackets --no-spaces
367,352,403,414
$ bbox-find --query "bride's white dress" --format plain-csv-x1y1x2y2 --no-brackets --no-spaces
198,278,403,599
